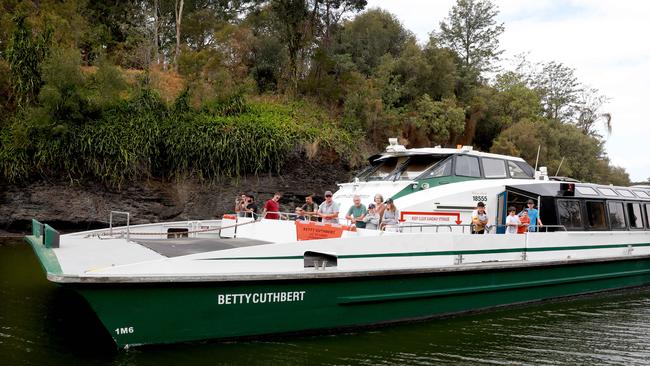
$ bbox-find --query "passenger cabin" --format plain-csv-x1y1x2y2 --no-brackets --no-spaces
500,183,650,233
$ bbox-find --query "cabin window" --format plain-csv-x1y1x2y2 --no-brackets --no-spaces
607,201,626,229
365,157,405,181
598,188,618,197
557,200,584,229
455,155,481,177
586,201,607,229
419,158,452,179
482,158,507,178
627,203,643,229
576,187,598,195
508,161,529,178
645,204,650,228
617,189,634,198
395,155,449,181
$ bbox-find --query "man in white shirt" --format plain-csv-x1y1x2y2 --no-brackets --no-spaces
318,190,340,224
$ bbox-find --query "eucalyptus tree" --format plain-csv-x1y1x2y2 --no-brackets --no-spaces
438,0,504,79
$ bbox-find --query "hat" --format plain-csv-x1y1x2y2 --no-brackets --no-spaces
477,201,485,207
324,190,333,196
368,203,376,209
385,198,393,204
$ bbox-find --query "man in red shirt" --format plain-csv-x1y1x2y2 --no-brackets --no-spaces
263,192,282,219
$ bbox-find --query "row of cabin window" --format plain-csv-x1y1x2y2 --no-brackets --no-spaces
425,155,532,179
557,199,647,231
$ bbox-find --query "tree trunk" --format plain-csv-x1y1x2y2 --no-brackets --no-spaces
153,0,160,65
174,0,184,71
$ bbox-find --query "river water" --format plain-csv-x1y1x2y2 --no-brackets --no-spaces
2,237,650,366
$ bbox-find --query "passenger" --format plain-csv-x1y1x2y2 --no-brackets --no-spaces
518,210,530,234
381,198,400,230
374,194,386,222
318,190,340,224
346,195,367,229
244,194,258,218
294,207,307,221
505,206,520,234
234,192,247,217
262,192,282,220
522,199,543,232
471,201,488,234
301,194,319,221
363,203,380,230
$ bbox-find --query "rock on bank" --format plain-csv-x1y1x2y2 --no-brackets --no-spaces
0,157,353,233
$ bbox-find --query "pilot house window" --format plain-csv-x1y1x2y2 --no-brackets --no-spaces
557,200,583,229
455,155,481,177
482,158,507,178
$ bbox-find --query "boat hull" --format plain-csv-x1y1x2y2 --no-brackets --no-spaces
69,257,650,348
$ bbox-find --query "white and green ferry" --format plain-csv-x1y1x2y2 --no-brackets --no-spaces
26,140,650,348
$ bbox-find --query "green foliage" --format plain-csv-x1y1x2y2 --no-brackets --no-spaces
491,119,629,185
6,14,52,108
335,8,413,76
411,95,465,146
0,1,632,186
0,88,359,186
438,0,504,78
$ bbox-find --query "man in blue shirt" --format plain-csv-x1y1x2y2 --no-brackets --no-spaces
522,199,543,232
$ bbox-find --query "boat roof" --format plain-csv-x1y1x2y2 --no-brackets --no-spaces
507,182,650,201
373,146,528,163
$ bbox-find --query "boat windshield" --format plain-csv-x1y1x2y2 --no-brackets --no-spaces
359,155,451,181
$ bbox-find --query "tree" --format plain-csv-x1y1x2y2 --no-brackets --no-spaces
336,8,411,76
438,0,504,78
174,0,185,70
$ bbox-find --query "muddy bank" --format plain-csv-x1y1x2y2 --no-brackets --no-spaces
0,156,355,233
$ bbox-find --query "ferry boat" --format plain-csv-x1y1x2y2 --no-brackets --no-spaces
25,140,650,348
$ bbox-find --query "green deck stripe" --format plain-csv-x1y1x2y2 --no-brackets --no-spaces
200,242,650,261
24,235,63,275
337,268,650,304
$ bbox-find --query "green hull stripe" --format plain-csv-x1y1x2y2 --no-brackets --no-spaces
201,242,650,261
24,235,63,275
338,268,650,304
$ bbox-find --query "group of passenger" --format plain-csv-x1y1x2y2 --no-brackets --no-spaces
472,199,543,234
344,194,400,230
234,191,400,230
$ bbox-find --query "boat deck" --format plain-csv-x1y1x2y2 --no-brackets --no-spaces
134,237,271,258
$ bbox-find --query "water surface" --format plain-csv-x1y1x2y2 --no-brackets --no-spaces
2,237,650,365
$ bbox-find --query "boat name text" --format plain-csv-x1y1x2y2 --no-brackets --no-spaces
217,291,306,305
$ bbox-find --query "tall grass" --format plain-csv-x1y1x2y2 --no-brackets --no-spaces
0,92,359,187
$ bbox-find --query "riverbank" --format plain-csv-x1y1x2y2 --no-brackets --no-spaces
0,152,353,233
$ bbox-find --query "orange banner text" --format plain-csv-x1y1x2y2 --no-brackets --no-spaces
295,220,356,241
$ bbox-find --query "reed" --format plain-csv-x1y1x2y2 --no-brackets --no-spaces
0,92,359,187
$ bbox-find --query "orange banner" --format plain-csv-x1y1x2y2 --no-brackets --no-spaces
223,214,237,220
295,220,355,241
